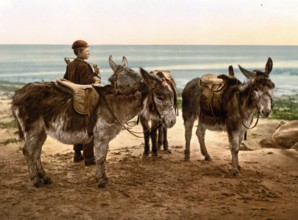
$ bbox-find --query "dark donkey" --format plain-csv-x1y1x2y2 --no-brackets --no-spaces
109,60,178,156
182,58,275,175
12,56,176,188
139,71,178,157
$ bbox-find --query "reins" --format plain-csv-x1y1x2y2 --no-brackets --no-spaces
101,86,164,139
102,94,145,138
237,92,260,129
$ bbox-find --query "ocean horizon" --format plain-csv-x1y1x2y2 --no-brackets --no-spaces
0,44,297,97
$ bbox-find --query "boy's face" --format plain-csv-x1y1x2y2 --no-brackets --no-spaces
77,47,90,60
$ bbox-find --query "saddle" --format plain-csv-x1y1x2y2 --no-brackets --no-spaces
199,74,226,118
56,78,99,116
151,70,172,79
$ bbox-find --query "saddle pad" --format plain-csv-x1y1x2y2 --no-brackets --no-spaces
56,78,99,116
200,74,225,91
151,70,172,79
199,74,226,117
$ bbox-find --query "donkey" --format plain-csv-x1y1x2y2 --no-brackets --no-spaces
182,58,275,175
11,56,176,188
139,71,177,156
109,61,178,157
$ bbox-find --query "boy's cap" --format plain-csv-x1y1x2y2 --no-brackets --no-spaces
72,40,89,49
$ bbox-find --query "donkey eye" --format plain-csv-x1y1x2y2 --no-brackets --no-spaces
156,95,164,101
254,88,259,92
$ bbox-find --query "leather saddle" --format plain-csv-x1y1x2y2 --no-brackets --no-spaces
199,74,226,117
56,78,99,116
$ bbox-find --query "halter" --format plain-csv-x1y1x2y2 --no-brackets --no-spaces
103,73,174,138
236,91,260,129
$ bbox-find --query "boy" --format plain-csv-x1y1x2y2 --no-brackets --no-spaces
64,40,101,166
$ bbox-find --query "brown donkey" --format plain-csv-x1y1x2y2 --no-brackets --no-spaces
12,56,176,188
139,71,177,156
182,58,275,175
109,60,178,157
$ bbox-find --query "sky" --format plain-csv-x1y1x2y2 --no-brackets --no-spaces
0,0,298,45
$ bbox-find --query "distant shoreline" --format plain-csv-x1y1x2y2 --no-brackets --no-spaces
1,44,298,47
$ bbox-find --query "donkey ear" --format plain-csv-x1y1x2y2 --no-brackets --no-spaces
140,68,159,89
238,65,254,79
238,83,249,93
122,56,128,68
217,74,230,81
228,65,235,77
109,55,117,71
264,57,273,77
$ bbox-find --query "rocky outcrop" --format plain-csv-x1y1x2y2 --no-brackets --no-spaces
260,120,298,149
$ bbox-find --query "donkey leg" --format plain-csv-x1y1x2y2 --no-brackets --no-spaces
140,117,150,156
228,132,241,175
157,126,163,150
163,128,169,151
143,131,150,156
23,134,45,187
33,132,52,185
196,125,211,161
151,128,158,157
184,116,196,160
236,130,246,171
94,141,109,188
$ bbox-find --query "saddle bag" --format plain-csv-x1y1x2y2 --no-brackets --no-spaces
56,78,99,116
199,74,226,118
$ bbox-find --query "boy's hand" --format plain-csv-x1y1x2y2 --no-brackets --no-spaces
93,64,100,74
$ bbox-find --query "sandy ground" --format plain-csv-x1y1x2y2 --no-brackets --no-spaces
0,94,298,220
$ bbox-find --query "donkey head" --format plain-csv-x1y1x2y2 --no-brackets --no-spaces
140,68,176,128
108,55,142,88
238,57,275,118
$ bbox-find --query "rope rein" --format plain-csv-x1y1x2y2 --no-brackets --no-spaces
102,87,164,139
237,92,260,129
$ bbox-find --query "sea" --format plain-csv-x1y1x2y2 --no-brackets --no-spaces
0,45,297,97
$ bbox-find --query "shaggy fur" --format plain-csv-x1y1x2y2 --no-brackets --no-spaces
12,56,176,188
182,58,275,174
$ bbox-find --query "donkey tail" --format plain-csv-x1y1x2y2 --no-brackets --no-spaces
11,108,24,141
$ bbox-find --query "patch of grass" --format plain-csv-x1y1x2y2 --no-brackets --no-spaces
0,138,19,146
271,95,298,120
0,120,18,129
177,89,182,109
0,81,24,98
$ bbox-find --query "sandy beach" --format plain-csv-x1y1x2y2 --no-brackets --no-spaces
0,91,298,220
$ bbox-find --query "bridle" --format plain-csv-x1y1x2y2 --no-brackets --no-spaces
236,88,273,130
237,91,260,130
103,71,175,138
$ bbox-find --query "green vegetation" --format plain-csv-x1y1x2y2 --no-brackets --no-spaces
271,95,298,120
0,120,18,129
0,81,24,98
0,138,19,146
177,89,182,109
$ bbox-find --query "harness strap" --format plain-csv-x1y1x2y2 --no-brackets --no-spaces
237,92,260,129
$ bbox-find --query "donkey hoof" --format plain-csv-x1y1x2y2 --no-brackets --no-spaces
205,156,211,161
33,179,43,188
232,169,240,176
164,149,171,154
237,165,242,171
97,178,108,188
184,150,190,161
143,151,149,157
43,176,53,185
